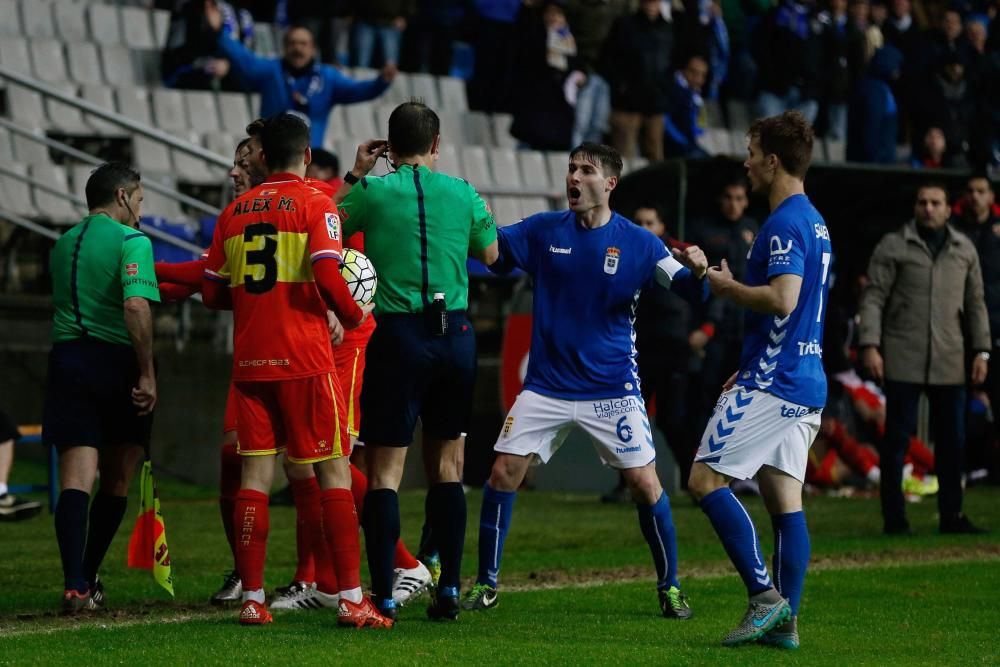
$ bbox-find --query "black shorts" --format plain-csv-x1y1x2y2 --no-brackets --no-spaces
43,339,153,450
359,311,476,446
0,408,20,443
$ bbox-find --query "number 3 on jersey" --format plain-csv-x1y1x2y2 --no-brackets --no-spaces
244,222,278,294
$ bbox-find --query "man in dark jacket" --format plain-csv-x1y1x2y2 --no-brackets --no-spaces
846,45,902,164
601,0,674,160
754,0,822,124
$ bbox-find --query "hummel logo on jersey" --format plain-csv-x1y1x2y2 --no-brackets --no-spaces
549,245,572,254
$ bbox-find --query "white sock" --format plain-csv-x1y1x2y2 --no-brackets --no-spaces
0,482,8,496
242,588,265,604
339,587,363,603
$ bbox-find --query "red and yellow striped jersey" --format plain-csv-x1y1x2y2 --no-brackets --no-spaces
205,173,344,381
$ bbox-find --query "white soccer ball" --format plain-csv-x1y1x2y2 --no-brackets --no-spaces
340,248,377,306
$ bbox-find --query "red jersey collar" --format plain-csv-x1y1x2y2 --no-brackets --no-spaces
262,172,304,185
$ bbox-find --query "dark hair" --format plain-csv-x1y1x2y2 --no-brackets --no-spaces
235,136,251,153
633,204,664,222
388,100,440,158
968,172,993,190
719,173,749,194
569,142,623,178
245,118,264,137
747,110,814,178
916,181,950,202
85,162,141,209
310,148,339,172
283,24,314,44
259,113,310,171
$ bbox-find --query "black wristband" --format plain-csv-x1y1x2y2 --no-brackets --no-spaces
344,171,359,185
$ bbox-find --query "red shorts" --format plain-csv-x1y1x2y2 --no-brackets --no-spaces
223,383,238,434
233,373,351,464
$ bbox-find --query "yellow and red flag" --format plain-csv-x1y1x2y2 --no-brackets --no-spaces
126,460,174,597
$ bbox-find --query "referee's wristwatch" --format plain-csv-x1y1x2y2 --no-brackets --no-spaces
977,351,991,362
344,171,360,185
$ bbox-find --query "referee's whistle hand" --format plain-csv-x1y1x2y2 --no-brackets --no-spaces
352,139,388,177
132,375,157,415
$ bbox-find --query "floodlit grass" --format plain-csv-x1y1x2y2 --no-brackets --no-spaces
1,459,998,665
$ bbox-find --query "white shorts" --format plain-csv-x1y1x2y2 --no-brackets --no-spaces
694,387,821,482
494,390,656,470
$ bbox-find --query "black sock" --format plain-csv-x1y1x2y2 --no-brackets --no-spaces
361,489,399,603
427,482,466,594
82,492,128,586
417,516,435,560
55,489,91,593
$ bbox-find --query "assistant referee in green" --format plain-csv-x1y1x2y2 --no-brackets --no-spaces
44,162,160,613
336,101,498,621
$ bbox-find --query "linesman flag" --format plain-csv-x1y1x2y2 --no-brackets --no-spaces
127,460,174,597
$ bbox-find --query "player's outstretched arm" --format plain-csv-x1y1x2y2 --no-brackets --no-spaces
313,259,366,328
655,253,709,304
707,260,802,317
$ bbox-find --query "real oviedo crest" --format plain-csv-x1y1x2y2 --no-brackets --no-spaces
604,247,620,275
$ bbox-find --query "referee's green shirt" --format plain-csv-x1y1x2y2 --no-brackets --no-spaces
339,164,497,314
50,214,161,345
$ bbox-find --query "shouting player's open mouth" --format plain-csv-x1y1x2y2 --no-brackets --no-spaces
567,186,582,206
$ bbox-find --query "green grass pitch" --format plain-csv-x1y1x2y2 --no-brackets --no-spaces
1,460,998,665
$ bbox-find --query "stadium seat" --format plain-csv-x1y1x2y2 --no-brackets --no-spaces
28,40,68,84
121,6,157,50
333,139,357,172
518,196,549,218
0,38,33,76
826,139,846,162
54,1,89,42
151,8,170,50
68,163,95,200
11,128,51,165
0,0,22,37
67,42,104,86
409,73,440,109
205,131,239,158
438,76,468,112
182,90,220,134
517,150,550,191
726,100,751,135
132,49,162,87
488,147,521,189
343,103,378,141
373,104,393,136
151,89,189,134
436,110,463,145
463,111,492,146
459,145,491,187
254,22,277,57
489,196,521,227
491,113,516,148
705,100,724,128
46,83,91,134
545,151,568,189
171,132,220,184
30,164,79,222
100,45,137,86
380,71,411,107
89,3,122,45
0,163,38,217
0,127,12,162
323,106,348,152
142,173,186,221
812,137,825,161
703,128,732,156
113,86,156,128
133,135,172,173
5,85,48,128
21,0,55,40
435,144,460,176
217,92,252,135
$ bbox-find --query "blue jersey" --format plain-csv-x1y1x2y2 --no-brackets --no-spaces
496,210,700,400
736,194,832,408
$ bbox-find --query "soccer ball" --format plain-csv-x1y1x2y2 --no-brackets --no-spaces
340,248,377,306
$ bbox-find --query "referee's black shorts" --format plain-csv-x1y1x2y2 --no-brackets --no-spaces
359,311,476,446
0,408,20,443
42,339,153,451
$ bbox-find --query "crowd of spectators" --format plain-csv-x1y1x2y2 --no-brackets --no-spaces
159,0,1000,171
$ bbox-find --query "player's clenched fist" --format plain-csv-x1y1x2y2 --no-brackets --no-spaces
706,258,734,294
671,246,708,278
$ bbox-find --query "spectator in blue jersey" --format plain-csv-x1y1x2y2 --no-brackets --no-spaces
690,111,833,649
205,0,396,148
460,142,709,619
664,54,710,158
846,44,902,164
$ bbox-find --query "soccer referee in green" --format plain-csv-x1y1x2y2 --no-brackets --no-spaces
336,101,498,621
44,162,160,613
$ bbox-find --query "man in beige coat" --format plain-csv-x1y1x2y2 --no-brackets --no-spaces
859,182,990,535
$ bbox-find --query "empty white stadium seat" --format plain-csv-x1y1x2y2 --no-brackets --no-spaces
205,132,240,158
132,49,162,87
0,0,22,37
121,6,156,50
409,73,440,108
217,92,252,135
100,45,136,85
31,164,79,222
489,196,522,227
343,103,378,141
703,128,732,156
6,86,48,128
46,83,90,134
89,4,122,45
67,42,104,86
438,77,467,112
545,151,568,188
488,147,521,189
54,1,88,42
518,196,549,218
380,72,411,107
150,89,188,133
182,90,220,134
151,9,170,49
517,150,550,191
133,136,172,173
0,38,32,76
0,163,38,217
29,40,68,84
491,113,516,148
826,139,846,162
0,127,12,162
142,172,186,221
323,106,349,151
113,85,156,127
11,130,51,165
434,144,460,176
172,132,219,184
462,112,492,146
436,111,463,145
21,0,55,39
69,164,96,200
459,145,491,187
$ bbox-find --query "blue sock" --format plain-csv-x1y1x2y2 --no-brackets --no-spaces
426,482,466,594
772,511,810,615
699,487,772,596
360,489,399,604
55,489,90,593
637,491,680,590
476,484,516,588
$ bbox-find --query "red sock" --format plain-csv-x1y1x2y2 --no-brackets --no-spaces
349,464,368,513
234,489,269,592
219,443,242,564
290,477,321,584
320,488,361,593
394,538,419,570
